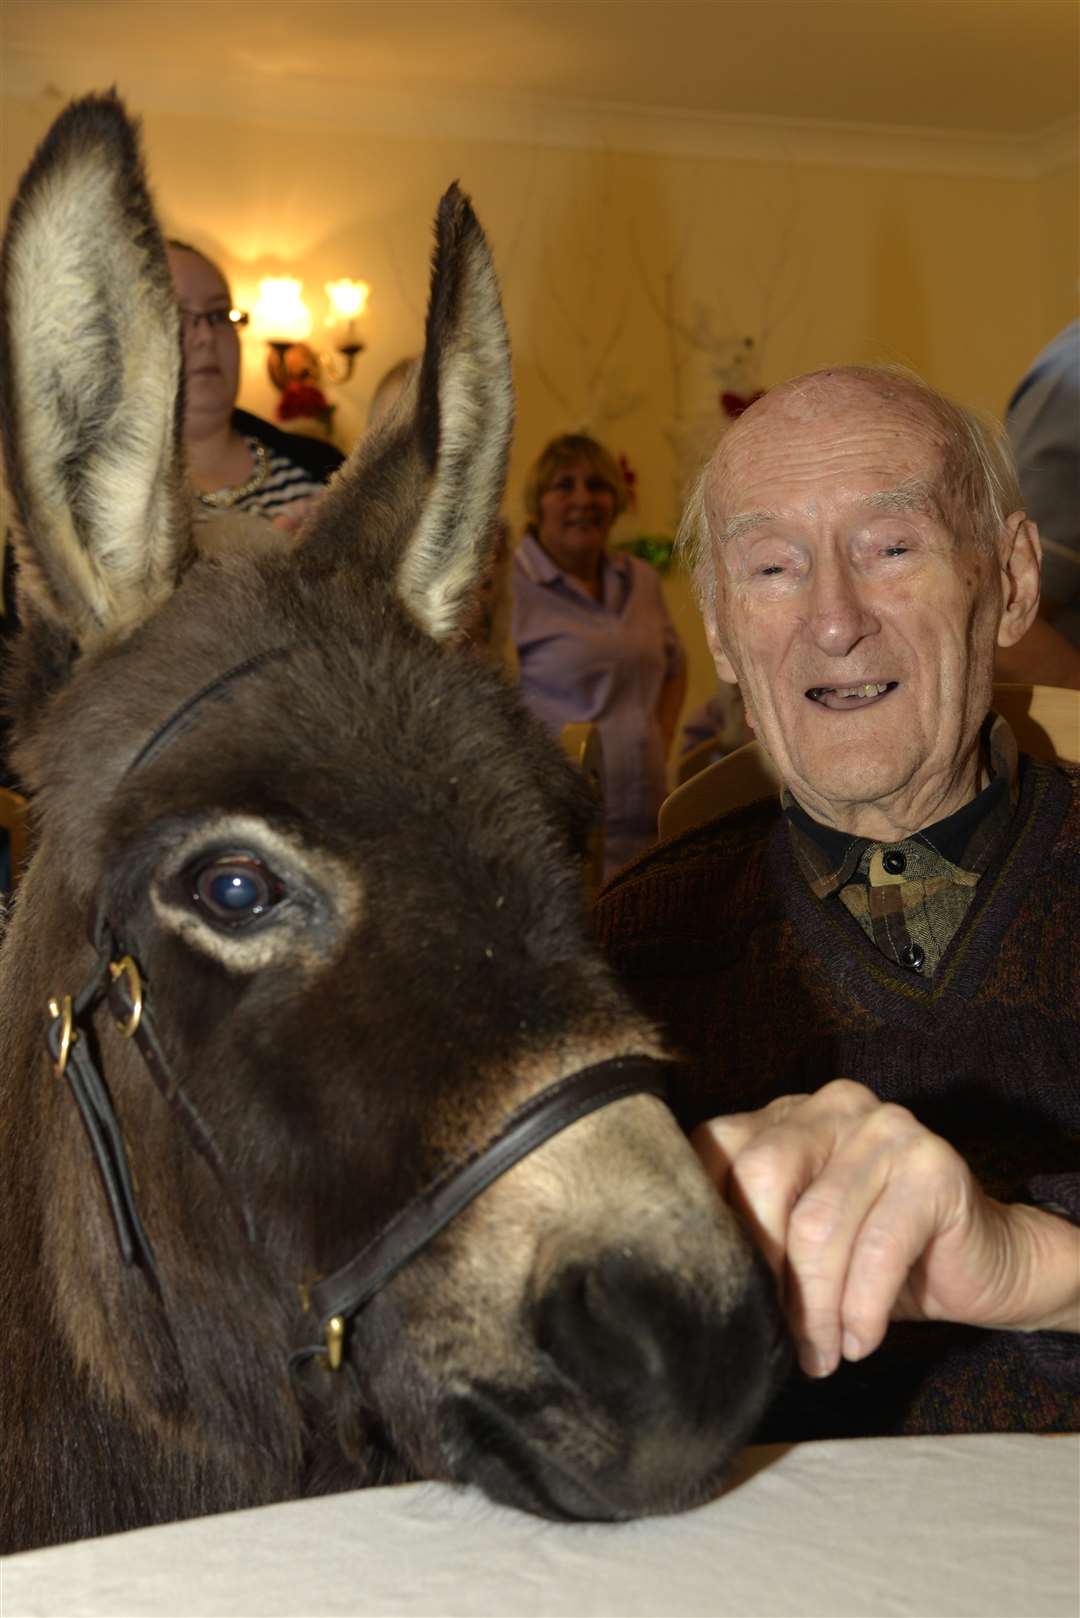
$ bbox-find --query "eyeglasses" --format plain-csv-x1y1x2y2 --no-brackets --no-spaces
178,307,250,335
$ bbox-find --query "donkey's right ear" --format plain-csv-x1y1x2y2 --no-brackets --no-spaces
0,93,191,652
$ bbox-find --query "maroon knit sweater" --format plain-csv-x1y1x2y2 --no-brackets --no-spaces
595,756,1080,1439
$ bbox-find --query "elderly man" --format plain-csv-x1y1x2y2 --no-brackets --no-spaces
595,366,1079,1438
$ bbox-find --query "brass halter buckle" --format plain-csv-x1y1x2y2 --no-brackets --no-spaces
47,994,74,1079
298,1284,346,1372
108,956,144,1039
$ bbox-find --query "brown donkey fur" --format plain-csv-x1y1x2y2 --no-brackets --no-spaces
0,95,785,1553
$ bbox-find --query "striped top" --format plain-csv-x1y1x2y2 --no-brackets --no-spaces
202,436,327,523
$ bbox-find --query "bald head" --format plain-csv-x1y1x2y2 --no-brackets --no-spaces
681,366,1021,613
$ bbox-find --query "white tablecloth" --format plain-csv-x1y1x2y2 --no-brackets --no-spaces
3,1434,1077,1618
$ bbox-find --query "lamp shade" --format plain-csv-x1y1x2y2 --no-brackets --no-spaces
251,277,313,342
325,279,370,324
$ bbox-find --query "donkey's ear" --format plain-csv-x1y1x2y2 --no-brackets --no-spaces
298,185,513,642
0,92,191,651
397,185,513,639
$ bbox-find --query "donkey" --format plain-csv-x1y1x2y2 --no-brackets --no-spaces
0,95,786,1555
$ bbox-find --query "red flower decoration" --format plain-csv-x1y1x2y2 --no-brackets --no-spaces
277,381,332,423
618,453,639,512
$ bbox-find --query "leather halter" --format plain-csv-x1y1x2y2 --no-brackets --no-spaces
43,646,675,1374
47,926,672,1374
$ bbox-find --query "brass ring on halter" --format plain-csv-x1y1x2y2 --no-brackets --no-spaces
48,994,74,1079
109,956,143,1039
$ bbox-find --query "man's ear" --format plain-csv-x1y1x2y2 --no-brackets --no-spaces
703,584,757,730
704,605,738,684
996,513,1042,650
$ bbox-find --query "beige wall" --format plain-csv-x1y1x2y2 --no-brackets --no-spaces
1037,158,1080,340
3,91,1076,724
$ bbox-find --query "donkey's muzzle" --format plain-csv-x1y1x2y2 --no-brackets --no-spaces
447,1243,789,1521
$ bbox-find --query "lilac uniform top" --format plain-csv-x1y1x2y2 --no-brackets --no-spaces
512,532,686,879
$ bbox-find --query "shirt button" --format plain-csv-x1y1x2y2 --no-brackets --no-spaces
899,942,925,972
883,849,907,875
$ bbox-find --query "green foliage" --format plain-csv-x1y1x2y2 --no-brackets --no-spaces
614,535,676,575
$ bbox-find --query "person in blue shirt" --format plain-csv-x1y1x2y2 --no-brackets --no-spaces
1000,320,1080,687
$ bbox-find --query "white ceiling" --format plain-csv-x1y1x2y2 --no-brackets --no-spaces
3,0,1078,139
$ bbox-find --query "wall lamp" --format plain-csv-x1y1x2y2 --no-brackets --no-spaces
250,276,370,425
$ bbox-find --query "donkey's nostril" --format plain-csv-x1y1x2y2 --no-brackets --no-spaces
536,1250,721,1410
538,1254,651,1393
535,1244,789,1437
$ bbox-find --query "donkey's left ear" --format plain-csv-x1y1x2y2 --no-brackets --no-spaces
298,185,512,643
395,185,513,640
0,93,191,652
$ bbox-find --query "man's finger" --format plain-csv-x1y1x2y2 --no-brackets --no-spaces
837,1182,942,1362
720,1105,844,1291
691,1096,812,1272
692,1093,812,1168
784,1107,953,1372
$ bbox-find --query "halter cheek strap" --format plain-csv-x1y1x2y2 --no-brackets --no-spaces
43,646,304,1280
46,913,253,1286
46,940,160,1284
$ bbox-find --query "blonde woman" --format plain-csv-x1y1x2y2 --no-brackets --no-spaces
513,433,686,878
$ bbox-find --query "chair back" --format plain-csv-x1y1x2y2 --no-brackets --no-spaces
990,683,1079,763
559,722,605,893
676,736,727,787
659,738,779,842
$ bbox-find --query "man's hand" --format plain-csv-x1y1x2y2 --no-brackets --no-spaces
692,1080,1080,1378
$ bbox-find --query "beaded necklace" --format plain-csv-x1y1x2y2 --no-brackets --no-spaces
197,439,270,510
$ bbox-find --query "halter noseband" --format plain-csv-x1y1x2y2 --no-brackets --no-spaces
293,1054,670,1373
44,646,675,1375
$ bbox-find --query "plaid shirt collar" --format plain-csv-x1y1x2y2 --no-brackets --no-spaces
784,712,1020,900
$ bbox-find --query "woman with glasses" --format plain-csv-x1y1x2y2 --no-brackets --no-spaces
166,242,343,531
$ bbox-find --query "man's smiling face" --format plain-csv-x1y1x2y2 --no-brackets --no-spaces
703,375,1023,837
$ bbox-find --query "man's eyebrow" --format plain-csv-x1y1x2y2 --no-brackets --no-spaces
862,480,942,518
717,510,778,546
715,480,942,546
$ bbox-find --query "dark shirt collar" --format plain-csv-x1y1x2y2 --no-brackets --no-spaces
784,712,1020,898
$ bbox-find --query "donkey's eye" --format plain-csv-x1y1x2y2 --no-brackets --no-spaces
191,856,283,927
